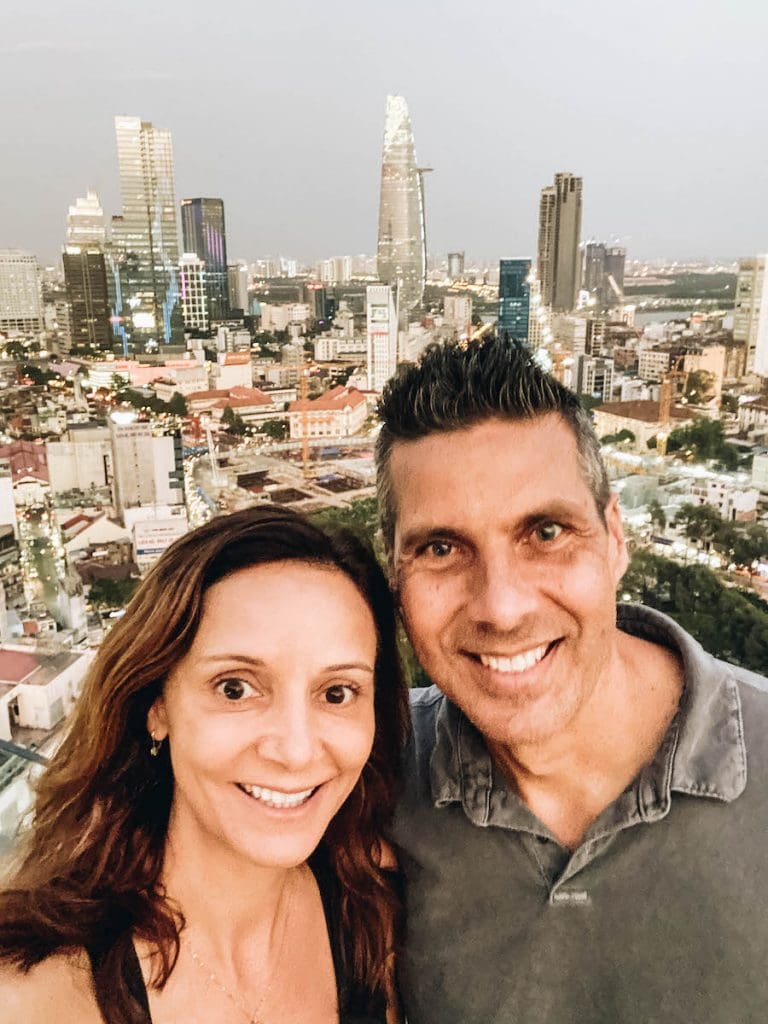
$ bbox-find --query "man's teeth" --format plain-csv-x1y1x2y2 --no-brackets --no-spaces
240,784,315,808
479,644,549,674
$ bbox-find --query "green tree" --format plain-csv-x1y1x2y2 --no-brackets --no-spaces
166,391,188,416
720,393,739,415
619,550,768,674
684,370,716,405
648,499,667,533
259,418,289,441
4,340,24,360
88,577,139,610
666,416,739,468
674,502,722,550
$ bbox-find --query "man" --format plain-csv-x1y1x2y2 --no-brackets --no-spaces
376,337,768,1024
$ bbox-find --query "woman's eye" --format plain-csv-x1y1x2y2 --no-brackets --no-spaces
535,522,564,543
324,684,356,706
215,677,256,701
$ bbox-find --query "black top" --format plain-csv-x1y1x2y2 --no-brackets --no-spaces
87,848,387,1024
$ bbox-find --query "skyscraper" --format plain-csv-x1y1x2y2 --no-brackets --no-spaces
376,95,428,328
180,198,230,322
498,259,531,342
584,242,626,309
448,252,465,280
537,173,583,312
62,250,111,351
0,251,43,333
67,190,107,249
111,116,183,347
366,284,398,392
734,256,768,377
179,253,209,332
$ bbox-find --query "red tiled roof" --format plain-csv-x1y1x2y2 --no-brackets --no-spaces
595,401,691,424
0,649,41,683
288,386,366,413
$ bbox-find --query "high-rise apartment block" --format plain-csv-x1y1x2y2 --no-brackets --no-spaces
0,251,43,333
180,198,230,322
447,252,465,279
537,173,583,312
62,250,112,350
498,259,531,342
227,264,249,313
576,355,614,402
111,116,183,347
583,242,625,309
179,253,209,332
733,256,768,377
66,190,107,249
366,284,398,392
443,294,473,340
108,418,184,517
377,95,428,328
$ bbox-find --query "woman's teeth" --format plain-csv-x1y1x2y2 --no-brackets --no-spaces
239,784,316,808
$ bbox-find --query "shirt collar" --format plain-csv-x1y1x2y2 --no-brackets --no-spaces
429,604,747,823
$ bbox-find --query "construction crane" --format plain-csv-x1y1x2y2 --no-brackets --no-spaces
204,418,223,487
299,369,311,479
657,356,688,456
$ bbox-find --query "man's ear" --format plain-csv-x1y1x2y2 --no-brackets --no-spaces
147,696,169,741
604,492,629,584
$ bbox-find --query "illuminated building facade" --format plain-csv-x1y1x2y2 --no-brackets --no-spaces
66,190,106,249
179,253,209,332
0,251,42,333
111,116,183,347
376,95,428,328
180,198,230,322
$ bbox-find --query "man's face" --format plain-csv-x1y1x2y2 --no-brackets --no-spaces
390,415,628,747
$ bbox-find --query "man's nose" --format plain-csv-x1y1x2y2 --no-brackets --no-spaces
257,697,320,772
465,552,539,632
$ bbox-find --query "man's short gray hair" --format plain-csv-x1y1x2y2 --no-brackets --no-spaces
374,337,610,554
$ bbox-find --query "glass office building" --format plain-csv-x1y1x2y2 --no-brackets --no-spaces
180,198,230,323
498,258,531,342
111,116,183,347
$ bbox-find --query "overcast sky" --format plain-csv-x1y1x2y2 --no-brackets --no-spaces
1,0,766,265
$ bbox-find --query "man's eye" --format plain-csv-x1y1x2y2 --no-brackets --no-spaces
215,677,256,701
535,522,564,543
425,540,454,558
324,684,356,706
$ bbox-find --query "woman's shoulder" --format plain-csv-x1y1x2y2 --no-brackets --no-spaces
0,952,100,1024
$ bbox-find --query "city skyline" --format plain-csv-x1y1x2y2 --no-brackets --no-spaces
2,0,768,264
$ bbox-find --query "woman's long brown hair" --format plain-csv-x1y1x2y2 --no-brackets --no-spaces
0,505,409,1023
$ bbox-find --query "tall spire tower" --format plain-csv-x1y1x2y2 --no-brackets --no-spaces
376,95,428,329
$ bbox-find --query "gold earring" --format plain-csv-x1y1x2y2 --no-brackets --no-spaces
150,731,164,757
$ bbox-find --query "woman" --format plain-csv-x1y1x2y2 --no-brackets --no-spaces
0,505,409,1024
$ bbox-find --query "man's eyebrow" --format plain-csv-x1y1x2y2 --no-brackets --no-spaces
397,526,468,553
518,499,592,525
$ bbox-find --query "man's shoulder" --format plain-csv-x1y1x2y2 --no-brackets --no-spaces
409,683,445,712
719,659,768,696
407,684,446,755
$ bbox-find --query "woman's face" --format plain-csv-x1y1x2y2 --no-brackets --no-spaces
149,560,377,869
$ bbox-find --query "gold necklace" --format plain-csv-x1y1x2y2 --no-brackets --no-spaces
185,870,299,1024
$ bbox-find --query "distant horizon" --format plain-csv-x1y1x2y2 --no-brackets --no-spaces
3,1,768,266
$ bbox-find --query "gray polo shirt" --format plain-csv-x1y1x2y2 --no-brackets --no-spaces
392,604,768,1024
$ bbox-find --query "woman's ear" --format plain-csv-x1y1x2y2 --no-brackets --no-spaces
147,697,168,741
